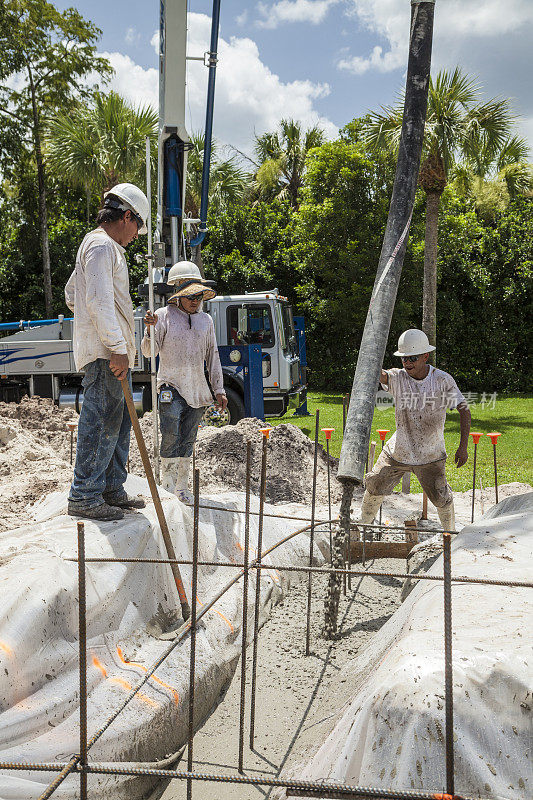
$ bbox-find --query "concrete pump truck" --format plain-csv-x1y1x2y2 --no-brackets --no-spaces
0,0,308,424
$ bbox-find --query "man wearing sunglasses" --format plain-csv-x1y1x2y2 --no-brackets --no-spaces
65,183,149,521
142,261,227,502
360,329,471,532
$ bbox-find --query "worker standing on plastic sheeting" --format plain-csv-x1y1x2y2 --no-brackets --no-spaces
142,261,227,502
361,329,471,532
65,183,149,522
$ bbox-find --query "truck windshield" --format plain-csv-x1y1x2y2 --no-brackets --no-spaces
227,305,274,347
280,302,298,357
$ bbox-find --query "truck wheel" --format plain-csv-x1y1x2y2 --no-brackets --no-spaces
226,387,245,424
202,387,245,427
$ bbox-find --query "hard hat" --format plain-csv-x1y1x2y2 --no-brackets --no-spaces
104,183,149,234
394,329,436,357
167,261,203,285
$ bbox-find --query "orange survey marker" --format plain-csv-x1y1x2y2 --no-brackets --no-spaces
321,427,335,440
469,431,483,444
259,427,271,439
377,429,390,442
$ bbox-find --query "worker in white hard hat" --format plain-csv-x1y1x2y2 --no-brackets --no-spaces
360,329,471,532
65,183,149,521
141,261,227,501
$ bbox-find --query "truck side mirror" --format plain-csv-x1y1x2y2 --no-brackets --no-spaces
237,307,249,340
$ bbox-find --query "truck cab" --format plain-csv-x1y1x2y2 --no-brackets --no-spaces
206,290,305,419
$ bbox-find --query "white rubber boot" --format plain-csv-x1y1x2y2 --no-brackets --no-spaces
360,492,385,524
160,458,179,493
437,500,456,533
175,457,192,503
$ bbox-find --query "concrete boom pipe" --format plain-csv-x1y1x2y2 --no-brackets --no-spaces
325,0,436,639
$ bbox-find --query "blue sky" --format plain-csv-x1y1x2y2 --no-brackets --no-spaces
54,0,533,156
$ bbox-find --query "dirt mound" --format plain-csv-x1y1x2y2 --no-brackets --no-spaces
0,416,71,532
0,396,77,462
130,415,342,505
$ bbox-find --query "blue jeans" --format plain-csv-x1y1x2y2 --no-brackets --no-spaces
69,359,132,508
159,386,205,458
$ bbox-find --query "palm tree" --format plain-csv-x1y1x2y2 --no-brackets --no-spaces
254,119,325,209
184,132,247,218
45,91,157,221
364,68,522,356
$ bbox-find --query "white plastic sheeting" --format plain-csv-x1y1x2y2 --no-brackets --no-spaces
287,492,533,800
0,475,326,800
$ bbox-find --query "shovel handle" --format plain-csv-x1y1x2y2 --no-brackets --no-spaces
121,379,190,620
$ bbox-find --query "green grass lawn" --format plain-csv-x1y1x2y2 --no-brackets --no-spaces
271,392,533,494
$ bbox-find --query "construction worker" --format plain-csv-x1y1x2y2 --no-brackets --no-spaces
65,183,149,521
141,261,227,501
360,329,471,532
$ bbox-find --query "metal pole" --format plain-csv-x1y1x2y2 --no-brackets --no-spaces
342,395,347,433
326,439,332,556
77,521,88,800
493,442,498,505
146,135,160,484
187,468,200,800
338,0,435,485
238,441,252,773
305,410,319,656
443,533,454,796
471,441,478,523
249,434,268,750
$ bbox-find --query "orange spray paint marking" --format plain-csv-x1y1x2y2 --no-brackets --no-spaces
195,596,234,633
116,647,179,706
92,655,108,678
0,640,14,658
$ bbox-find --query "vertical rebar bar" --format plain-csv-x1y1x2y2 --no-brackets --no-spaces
187,468,200,800
471,441,478,523
249,435,268,750
305,410,319,656
326,438,332,556
443,533,454,796
493,441,499,505
342,394,347,433
77,521,88,800
238,441,252,773
422,491,428,520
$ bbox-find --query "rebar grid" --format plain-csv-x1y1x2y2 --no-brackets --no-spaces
63,554,533,589
2,435,527,800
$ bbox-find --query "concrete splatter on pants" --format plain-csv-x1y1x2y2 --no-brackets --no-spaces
365,450,452,508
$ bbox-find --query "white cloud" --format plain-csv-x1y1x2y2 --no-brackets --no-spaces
125,27,140,45
104,14,337,153
236,10,249,27
256,0,338,29
99,51,158,109
340,0,533,75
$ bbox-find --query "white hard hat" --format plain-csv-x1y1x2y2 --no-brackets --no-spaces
394,329,436,357
104,183,149,234
167,261,203,286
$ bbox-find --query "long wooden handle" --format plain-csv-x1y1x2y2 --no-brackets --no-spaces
121,379,190,620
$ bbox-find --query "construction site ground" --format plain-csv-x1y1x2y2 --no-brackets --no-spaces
161,557,404,800
0,396,531,800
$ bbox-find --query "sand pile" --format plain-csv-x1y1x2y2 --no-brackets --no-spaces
0,415,72,532
0,396,77,462
130,415,343,505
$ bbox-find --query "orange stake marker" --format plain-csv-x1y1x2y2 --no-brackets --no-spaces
321,428,334,440
259,427,271,439
469,432,484,522
487,432,501,504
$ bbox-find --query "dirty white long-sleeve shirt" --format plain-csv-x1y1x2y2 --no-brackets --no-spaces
141,304,225,408
381,366,466,465
65,228,136,371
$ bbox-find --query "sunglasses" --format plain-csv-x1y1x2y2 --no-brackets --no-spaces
128,210,143,230
184,292,204,302
401,355,420,363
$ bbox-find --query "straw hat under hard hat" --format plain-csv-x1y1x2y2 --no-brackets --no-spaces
169,278,216,302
